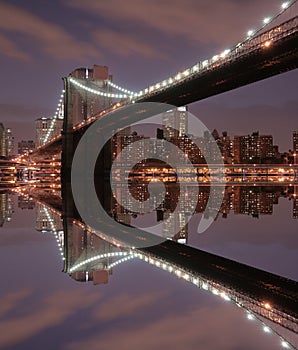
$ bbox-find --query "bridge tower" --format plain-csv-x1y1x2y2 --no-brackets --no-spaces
61,65,114,223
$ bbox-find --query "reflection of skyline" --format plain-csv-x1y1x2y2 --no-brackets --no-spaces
8,186,297,349
3,185,298,228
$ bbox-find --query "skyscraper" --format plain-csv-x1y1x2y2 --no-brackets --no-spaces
162,106,188,139
293,131,298,152
35,117,63,147
0,123,6,157
233,132,274,163
0,123,14,157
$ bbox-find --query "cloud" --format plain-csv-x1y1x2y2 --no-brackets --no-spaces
0,3,101,61
93,30,167,59
67,0,274,47
0,289,101,348
67,303,270,350
0,33,31,61
0,289,31,318
93,291,165,321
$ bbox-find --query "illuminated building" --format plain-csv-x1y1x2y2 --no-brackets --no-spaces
6,128,14,156
233,187,275,217
0,123,13,157
162,106,188,139
293,186,298,219
233,132,274,163
0,192,13,225
293,131,298,152
36,117,63,147
18,140,35,155
293,131,298,165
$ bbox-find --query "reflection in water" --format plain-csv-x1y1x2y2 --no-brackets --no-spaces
3,181,297,349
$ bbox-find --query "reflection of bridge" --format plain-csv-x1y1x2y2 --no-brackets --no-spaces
14,185,297,349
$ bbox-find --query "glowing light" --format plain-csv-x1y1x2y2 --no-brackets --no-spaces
263,17,271,24
264,302,271,310
282,2,289,9
247,30,254,37
202,60,208,68
263,326,270,333
281,341,290,348
247,314,254,320
264,40,271,48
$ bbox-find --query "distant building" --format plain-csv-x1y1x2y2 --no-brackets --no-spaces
162,106,188,139
0,123,6,157
35,117,63,147
233,132,274,163
0,192,13,226
6,128,14,156
18,140,35,155
0,124,14,157
293,131,298,152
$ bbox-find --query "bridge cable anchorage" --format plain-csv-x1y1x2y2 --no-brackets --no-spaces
139,0,298,98
106,80,140,97
69,77,128,99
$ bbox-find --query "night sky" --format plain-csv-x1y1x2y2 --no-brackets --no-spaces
0,2,298,349
0,0,297,150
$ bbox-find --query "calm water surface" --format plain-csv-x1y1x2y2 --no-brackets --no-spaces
0,184,297,350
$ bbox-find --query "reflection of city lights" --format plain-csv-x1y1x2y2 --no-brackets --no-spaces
281,340,290,348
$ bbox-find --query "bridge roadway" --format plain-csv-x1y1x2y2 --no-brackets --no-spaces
137,17,298,107
33,15,298,157
140,239,298,321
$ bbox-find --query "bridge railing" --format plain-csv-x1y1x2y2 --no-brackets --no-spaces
137,15,298,100
42,15,298,147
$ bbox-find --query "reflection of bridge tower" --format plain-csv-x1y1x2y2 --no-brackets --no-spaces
63,222,115,285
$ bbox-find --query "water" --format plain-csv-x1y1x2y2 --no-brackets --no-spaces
0,183,297,350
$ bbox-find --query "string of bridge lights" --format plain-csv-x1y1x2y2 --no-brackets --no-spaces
43,89,65,144
69,251,129,273
134,251,295,349
43,0,296,145
42,205,65,261
69,77,129,99
106,80,139,96
137,0,297,97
